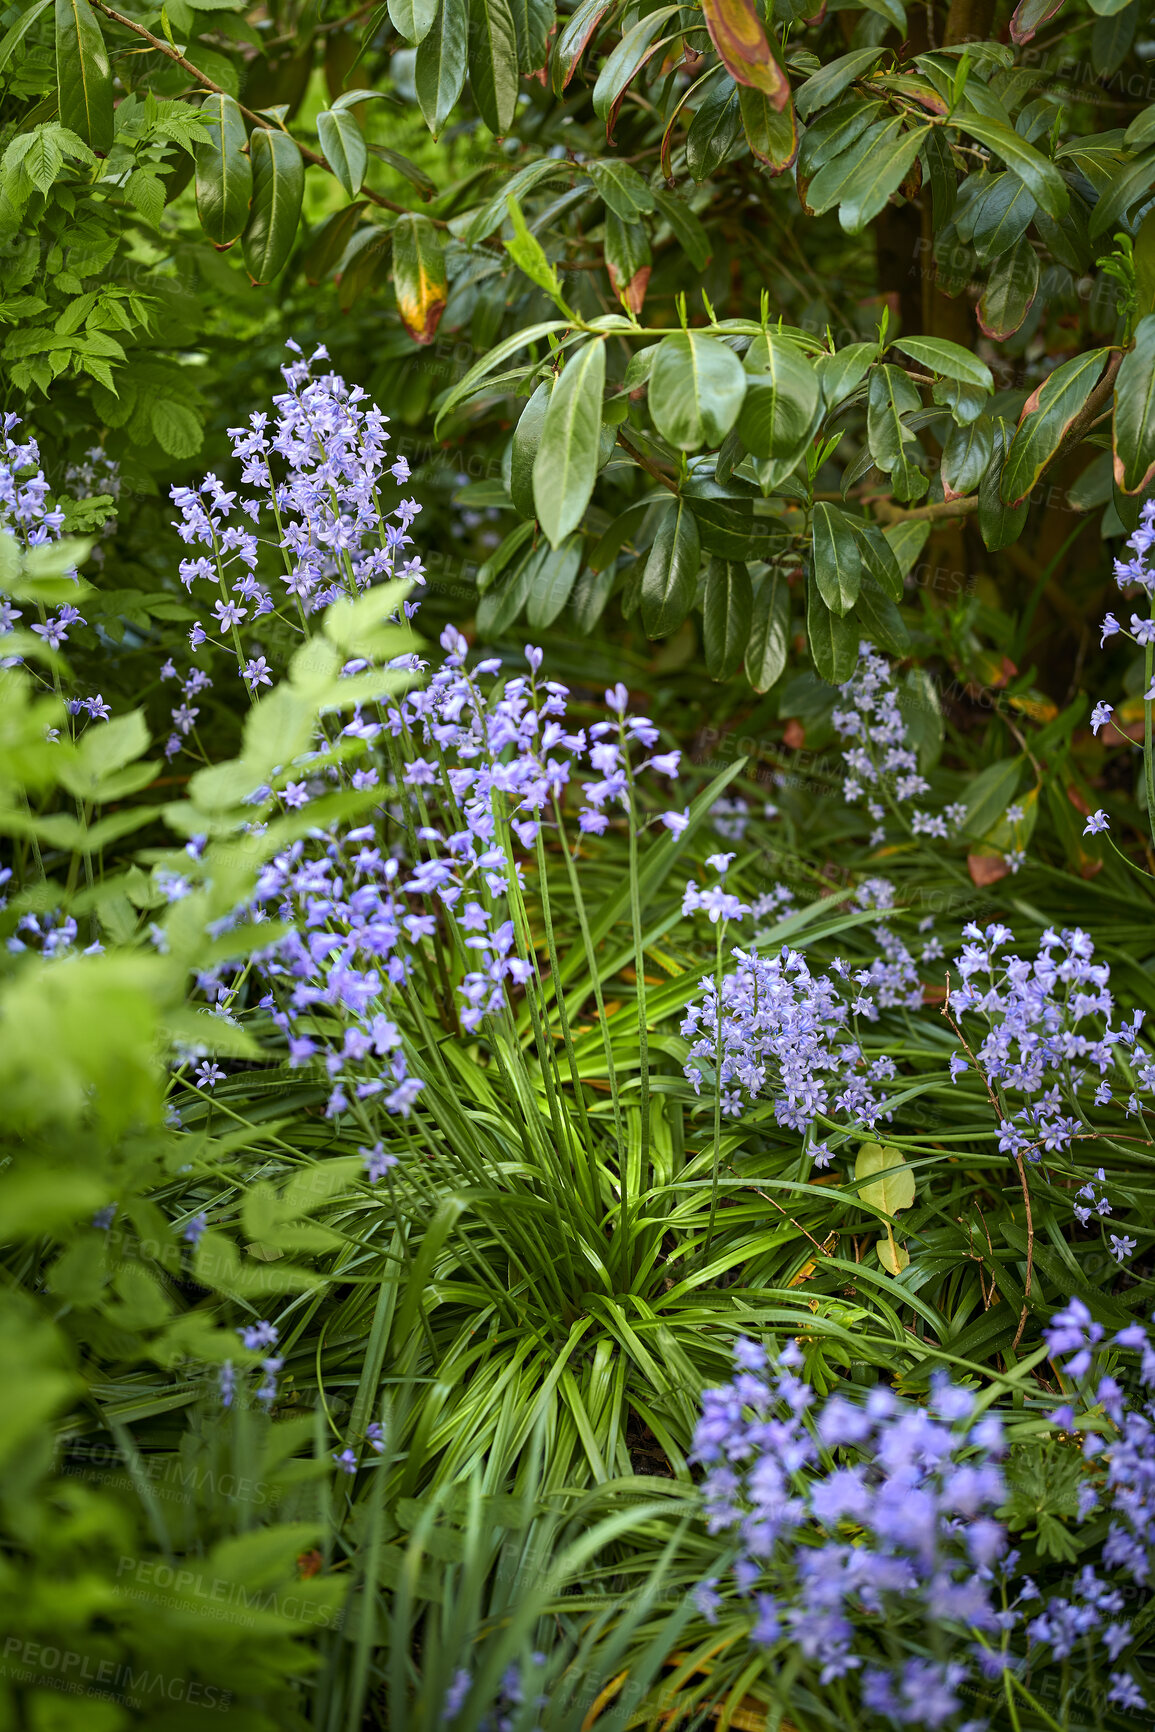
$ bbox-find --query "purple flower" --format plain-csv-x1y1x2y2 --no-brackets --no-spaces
1084,809,1110,836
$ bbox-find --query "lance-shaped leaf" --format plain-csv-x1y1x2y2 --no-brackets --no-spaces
388,0,439,45
551,0,613,92
867,364,928,501
243,129,304,286
746,566,790,692
533,339,606,547
649,332,747,452
703,558,753,680
195,94,252,248
835,118,929,235
1001,348,1110,505
738,84,797,171
686,79,743,181
978,420,1029,551
604,209,651,314
317,106,367,197
811,501,862,616
526,536,584,630
1010,0,1065,41
592,6,681,122
1089,149,1155,241
589,159,654,219
392,212,447,343
952,113,1069,219
415,0,468,135
942,414,993,501
977,235,1039,340
1114,315,1155,495
854,573,909,654
471,0,519,135
701,0,789,106
510,380,552,518
815,341,878,412
302,200,367,284
641,496,701,638
55,0,112,154
847,517,903,600
807,579,858,683
653,189,712,269
795,46,886,118
505,194,566,305
737,332,819,460
511,0,552,71
892,336,993,391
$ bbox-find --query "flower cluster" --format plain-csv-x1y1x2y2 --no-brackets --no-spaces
0,416,111,726
681,942,894,1137
1094,500,1155,749
165,341,424,742
692,1310,1155,1725
219,1318,282,1408
947,922,1149,1208
833,647,950,846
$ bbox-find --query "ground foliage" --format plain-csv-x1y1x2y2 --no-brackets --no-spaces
3,0,1155,1727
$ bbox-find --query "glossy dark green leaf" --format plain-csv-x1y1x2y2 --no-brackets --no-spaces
794,46,886,118
509,0,552,70
317,106,367,197
604,210,652,314
796,99,882,183
854,573,909,655
815,342,878,412
922,124,956,227
194,94,252,248
511,381,552,518
978,419,1030,550
649,332,747,452
977,236,1040,340
867,365,928,502
703,557,753,680
952,113,1069,219
652,188,712,270
807,579,858,683
388,0,439,45
1114,314,1155,495
640,497,701,638
966,172,1037,263
847,517,903,600
242,129,304,285
745,566,790,692
592,6,681,123
302,201,367,284
1010,0,1065,42
737,86,797,171
471,0,519,135
1001,348,1109,506
892,336,993,391
55,0,112,154
1088,148,1155,241
551,0,612,92
533,339,606,547
570,560,616,632
811,501,862,616
835,118,928,235
736,333,819,460
685,78,743,181
1091,3,1137,77
589,159,654,219
942,414,993,500
526,535,584,629
415,0,468,136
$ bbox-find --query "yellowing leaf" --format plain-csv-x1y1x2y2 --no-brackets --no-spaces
701,0,790,106
876,1233,910,1274
855,1142,915,1216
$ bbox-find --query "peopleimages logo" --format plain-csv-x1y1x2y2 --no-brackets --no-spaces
0,1638,233,1710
